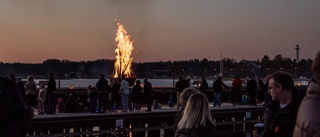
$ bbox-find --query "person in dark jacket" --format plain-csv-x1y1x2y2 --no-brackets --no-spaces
175,76,187,110
17,77,27,103
143,78,153,111
199,76,209,98
0,76,33,137
247,75,258,106
257,77,265,104
88,85,97,113
96,74,110,113
111,78,121,112
174,93,215,137
254,71,300,137
293,51,320,137
64,94,79,112
47,72,57,114
131,80,142,110
213,76,229,107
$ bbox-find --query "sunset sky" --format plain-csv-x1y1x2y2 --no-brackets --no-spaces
1,0,319,63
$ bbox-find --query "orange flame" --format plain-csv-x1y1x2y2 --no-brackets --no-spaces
113,22,134,78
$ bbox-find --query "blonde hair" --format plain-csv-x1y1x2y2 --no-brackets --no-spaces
312,51,320,80
179,87,199,107
177,93,214,129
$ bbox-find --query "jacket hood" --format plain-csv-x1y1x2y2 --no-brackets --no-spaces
306,81,320,96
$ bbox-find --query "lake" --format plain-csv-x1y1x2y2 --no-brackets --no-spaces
27,78,309,88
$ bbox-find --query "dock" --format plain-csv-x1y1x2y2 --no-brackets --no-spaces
27,86,307,136
28,104,265,137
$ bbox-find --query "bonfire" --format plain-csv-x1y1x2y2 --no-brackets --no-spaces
113,21,136,85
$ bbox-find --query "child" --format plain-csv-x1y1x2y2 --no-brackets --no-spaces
38,84,46,114
56,98,64,113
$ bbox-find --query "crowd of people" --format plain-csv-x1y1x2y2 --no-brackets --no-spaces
86,74,154,113
176,74,269,108
1,51,320,137
172,51,320,137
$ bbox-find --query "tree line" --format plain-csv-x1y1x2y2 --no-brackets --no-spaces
0,54,313,79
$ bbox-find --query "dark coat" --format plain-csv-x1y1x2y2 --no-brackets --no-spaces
111,83,121,101
96,78,110,100
173,108,184,132
213,78,228,92
247,79,258,92
174,122,216,137
200,80,208,91
65,95,79,112
131,85,142,103
262,98,300,137
96,78,109,92
17,81,26,102
293,80,320,137
175,80,185,92
47,77,56,94
144,81,152,97
0,77,32,137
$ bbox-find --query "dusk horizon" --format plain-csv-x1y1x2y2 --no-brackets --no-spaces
1,0,319,63
0,53,312,64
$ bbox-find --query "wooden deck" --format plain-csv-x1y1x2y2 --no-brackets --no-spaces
28,104,265,137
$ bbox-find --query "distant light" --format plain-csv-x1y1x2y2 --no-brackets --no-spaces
297,83,301,87
70,86,75,90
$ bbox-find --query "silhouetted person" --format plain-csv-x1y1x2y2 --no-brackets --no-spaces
232,75,242,106
96,74,110,113
0,76,32,137
88,85,97,113
200,76,209,98
175,76,186,110
17,77,27,103
213,76,229,107
144,78,153,111
186,78,191,87
111,78,121,112
131,80,142,110
65,94,79,112
257,77,265,104
47,72,57,114
247,75,258,106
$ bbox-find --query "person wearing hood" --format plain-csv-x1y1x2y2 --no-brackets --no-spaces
293,51,320,137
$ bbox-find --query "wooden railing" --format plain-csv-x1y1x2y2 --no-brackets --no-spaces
51,86,307,110
28,106,265,137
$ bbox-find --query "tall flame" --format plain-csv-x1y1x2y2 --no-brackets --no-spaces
113,22,134,78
